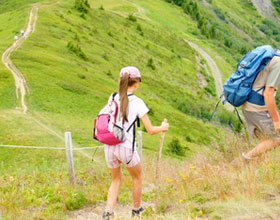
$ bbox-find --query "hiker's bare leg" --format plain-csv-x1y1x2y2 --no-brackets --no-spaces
245,138,280,158
126,162,142,209
107,166,122,211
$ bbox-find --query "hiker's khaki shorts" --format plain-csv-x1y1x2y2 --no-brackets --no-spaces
242,109,276,138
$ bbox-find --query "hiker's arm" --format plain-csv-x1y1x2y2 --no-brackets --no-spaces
141,114,169,135
264,87,280,132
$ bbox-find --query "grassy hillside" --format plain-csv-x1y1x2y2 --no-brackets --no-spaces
1,0,280,219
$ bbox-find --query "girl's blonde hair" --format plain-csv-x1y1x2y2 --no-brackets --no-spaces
119,73,141,122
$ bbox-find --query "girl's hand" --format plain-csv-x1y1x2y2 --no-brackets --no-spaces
161,121,169,132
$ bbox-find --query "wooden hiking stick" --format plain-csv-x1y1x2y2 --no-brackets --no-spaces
155,119,167,210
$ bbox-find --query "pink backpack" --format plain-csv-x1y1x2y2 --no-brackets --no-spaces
94,93,139,146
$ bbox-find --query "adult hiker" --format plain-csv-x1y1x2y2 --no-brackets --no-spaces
95,66,169,220
20,29,25,36
239,48,280,162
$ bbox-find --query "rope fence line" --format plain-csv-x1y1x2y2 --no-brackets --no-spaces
0,144,105,150
0,131,143,185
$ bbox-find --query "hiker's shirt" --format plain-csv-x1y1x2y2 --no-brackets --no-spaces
242,56,280,112
108,93,149,148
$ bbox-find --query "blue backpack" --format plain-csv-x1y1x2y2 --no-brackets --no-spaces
223,45,279,107
211,45,279,125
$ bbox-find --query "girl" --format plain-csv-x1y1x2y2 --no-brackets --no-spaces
102,66,169,219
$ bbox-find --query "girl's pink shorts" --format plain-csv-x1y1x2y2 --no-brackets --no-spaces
104,145,140,168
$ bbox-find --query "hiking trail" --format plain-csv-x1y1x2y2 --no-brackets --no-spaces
1,6,38,114
185,40,233,111
1,2,94,160
252,0,279,23
68,202,155,220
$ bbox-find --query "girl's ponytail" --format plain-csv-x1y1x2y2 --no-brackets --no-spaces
119,73,129,122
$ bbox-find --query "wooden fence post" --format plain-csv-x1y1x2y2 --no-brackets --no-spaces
65,132,76,185
138,131,142,160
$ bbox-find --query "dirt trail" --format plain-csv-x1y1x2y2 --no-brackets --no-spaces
1,6,38,114
1,2,94,161
68,201,155,220
185,40,233,111
252,0,278,22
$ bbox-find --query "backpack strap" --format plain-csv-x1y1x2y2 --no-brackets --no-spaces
127,123,136,165
126,117,140,165
112,93,133,100
126,117,140,132
210,92,224,119
234,107,246,131
112,92,117,100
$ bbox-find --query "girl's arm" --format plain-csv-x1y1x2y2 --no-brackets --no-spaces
141,114,169,135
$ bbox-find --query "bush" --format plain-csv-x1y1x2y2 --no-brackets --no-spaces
224,38,232,48
214,8,226,22
67,41,88,61
137,24,144,36
75,0,90,13
106,70,113,78
128,14,137,22
147,58,156,70
167,137,189,156
77,73,86,79
80,13,86,19
65,191,88,210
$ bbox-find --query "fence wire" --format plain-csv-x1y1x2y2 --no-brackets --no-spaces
0,144,105,150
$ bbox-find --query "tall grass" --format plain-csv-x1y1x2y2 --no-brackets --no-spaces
142,134,280,219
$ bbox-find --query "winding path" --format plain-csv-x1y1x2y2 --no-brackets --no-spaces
1,2,93,160
252,0,278,22
1,6,38,114
185,40,233,111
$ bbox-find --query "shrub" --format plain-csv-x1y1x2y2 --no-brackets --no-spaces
224,38,232,48
99,5,104,10
80,13,86,19
204,76,216,97
67,41,88,61
147,58,156,70
65,191,88,210
75,0,90,13
214,8,226,22
77,73,86,79
106,70,113,78
128,14,137,22
137,24,144,36
137,24,142,32
167,137,189,156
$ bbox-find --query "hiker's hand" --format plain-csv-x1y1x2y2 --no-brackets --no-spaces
274,120,280,134
161,121,169,132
